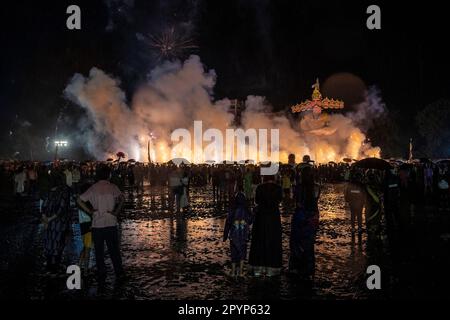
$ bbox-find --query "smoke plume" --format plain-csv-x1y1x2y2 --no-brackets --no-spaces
64,55,383,163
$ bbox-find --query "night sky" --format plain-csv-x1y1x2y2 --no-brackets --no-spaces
1,0,449,159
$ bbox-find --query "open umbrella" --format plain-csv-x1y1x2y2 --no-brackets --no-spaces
205,160,215,164
168,158,190,166
342,158,353,163
436,159,450,165
352,157,391,170
399,162,413,170
116,151,125,158
106,158,114,162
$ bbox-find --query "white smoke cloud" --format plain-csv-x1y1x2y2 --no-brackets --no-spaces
64,55,382,163
348,86,386,131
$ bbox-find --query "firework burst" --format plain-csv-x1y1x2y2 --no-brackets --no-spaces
139,27,198,61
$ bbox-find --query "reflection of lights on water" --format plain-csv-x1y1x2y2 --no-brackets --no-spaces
110,183,361,298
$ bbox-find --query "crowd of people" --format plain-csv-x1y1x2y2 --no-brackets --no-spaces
0,155,449,284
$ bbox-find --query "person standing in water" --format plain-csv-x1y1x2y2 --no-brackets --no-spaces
223,192,253,277
248,174,283,277
42,170,72,274
168,166,183,213
77,182,94,273
289,158,320,280
77,164,125,284
345,171,366,236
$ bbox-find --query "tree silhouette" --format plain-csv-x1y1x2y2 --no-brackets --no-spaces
416,99,450,158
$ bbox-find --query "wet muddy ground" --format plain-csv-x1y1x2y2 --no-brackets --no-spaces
1,183,450,300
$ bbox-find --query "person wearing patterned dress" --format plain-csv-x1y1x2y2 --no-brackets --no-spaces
41,170,72,274
223,192,253,277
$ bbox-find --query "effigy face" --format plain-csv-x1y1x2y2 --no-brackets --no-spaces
313,105,323,116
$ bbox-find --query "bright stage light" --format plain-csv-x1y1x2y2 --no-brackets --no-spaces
54,140,68,147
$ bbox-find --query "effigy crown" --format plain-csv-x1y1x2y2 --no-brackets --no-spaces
311,78,322,100
291,78,344,114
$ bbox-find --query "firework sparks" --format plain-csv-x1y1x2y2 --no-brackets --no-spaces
138,27,198,60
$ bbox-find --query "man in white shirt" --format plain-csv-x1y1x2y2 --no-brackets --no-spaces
72,165,81,184
14,167,27,194
63,166,73,188
77,164,125,283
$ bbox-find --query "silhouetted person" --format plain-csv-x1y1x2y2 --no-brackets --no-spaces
249,175,283,277
289,163,320,280
345,171,366,236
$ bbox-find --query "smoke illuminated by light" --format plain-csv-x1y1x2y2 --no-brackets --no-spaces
64,55,382,164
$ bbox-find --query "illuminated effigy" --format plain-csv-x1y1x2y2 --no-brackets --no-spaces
291,78,344,116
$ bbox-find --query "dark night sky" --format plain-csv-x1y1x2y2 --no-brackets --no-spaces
1,0,449,159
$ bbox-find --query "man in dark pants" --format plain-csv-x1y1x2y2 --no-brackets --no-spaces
365,173,382,252
77,164,125,283
344,171,366,236
384,169,400,238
